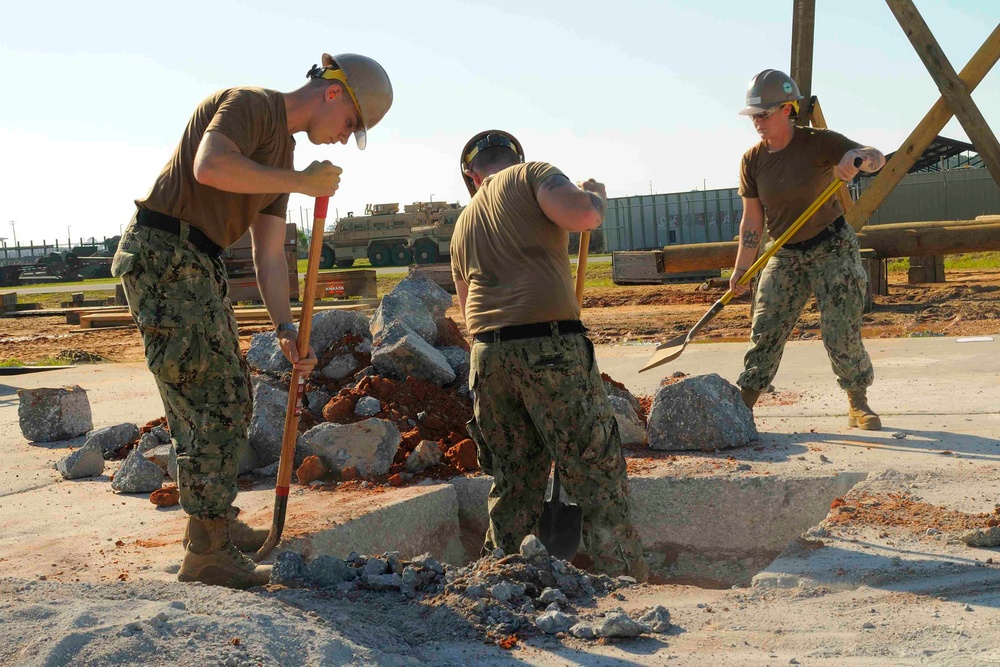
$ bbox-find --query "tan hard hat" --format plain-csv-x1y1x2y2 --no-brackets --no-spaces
312,53,393,150
459,130,525,196
738,69,803,116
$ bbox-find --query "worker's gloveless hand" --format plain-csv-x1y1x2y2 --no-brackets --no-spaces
300,161,343,197
577,178,607,202
729,268,750,296
277,331,319,374
833,152,861,182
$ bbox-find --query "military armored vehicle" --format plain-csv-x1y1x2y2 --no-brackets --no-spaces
320,201,464,268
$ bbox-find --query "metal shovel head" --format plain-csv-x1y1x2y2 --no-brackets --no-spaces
539,497,582,561
638,333,689,373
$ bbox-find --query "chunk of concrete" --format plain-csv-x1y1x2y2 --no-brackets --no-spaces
249,377,288,466
321,354,359,381
354,396,382,417
595,612,650,638
371,322,456,386
536,610,576,634
55,441,105,480
406,440,443,473
297,418,401,476
142,444,172,475
245,332,291,374
111,449,165,494
308,310,371,360
609,395,647,446
84,422,140,457
17,385,93,443
370,271,452,346
647,373,756,451
604,380,642,414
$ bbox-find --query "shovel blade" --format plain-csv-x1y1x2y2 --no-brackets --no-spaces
539,500,583,561
638,334,688,373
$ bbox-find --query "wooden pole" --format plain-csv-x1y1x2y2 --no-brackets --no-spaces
790,0,816,104
847,21,1000,231
886,0,1000,187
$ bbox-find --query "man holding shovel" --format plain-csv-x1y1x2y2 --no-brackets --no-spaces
731,70,885,428
111,53,392,588
451,130,647,581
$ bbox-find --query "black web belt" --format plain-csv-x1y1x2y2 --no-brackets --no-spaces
473,320,586,343
784,216,846,252
135,208,223,258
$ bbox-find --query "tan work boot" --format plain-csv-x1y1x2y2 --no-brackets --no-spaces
182,506,268,553
740,387,761,410
847,390,882,431
178,516,272,588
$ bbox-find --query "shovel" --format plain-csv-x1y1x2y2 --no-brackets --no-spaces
253,195,330,563
538,230,590,560
639,163,859,374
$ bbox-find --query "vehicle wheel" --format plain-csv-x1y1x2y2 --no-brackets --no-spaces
390,244,413,266
368,243,389,267
335,258,355,268
413,240,439,264
319,245,336,269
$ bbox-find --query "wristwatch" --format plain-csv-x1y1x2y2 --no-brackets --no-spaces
275,322,297,335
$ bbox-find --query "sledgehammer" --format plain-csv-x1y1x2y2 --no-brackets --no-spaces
254,196,330,563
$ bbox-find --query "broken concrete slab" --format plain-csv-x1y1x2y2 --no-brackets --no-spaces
406,440,442,473
604,380,641,414
308,310,371,358
354,396,381,417
84,422,140,457
297,418,401,476
17,385,93,443
111,448,164,494
142,444,172,476
371,322,456,386
647,373,756,451
249,378,288,467
371,271,453,347
609,395,647,446
245,332,291,374
55,441,105,480
321,354,359,381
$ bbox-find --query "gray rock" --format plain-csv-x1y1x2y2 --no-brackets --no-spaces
406,440,442,473
536,610,576,634
519,534,549,561
297,419,401,476
321,354,359,381
167,442,178,481
647,373,757,451
604,380,641,413
136,432,160,454
570,623,596,639
539,588,568,605
490,581,525,603
960,526,1000,547
55,441,105,480
142,444,173,475
411,553,444,575
111,449,164,494
249,378,288,466
84,423,140,456
17,385,93,443
306,555,352,587
370,271,453,346
366,573,403,591
439,346,470,377
271,552,307,586
236,440,258,475
362,558,389,578
354,396,382,417
639,605,671,633
306,390,333,416
371,322,456,386
609,395,647,446
309,310,371,359
151,426,171,444
595,612,650,638
245,332,291,374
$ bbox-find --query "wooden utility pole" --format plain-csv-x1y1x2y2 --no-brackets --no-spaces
790,0,816,104
886,0,1000,187
847,20,1000,230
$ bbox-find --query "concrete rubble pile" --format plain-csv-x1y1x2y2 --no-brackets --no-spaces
270,534,670,645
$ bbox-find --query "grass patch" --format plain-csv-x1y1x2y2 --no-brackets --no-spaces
886,252,1000,274
17,290,116,310
10,277,119,289
0,356,70,367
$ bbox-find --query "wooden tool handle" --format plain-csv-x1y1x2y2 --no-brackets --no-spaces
575,230,591,308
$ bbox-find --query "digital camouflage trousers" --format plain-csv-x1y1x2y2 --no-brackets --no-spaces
112,217,251,519
467,330,646,577
738,223,874,394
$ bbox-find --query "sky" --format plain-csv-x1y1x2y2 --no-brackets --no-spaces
1,0,997,246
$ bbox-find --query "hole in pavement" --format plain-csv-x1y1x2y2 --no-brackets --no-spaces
280,471,868,590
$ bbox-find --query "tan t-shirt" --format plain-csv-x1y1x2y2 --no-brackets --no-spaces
739,126,860,243
136,87,295,249
450,161,580,335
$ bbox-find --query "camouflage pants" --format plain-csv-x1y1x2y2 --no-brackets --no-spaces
112,216,252,519
738,223,874,394
468,330,646,577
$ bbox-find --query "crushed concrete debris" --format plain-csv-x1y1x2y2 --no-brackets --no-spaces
17,384,93,443
111,448,164,494
55,440,105,480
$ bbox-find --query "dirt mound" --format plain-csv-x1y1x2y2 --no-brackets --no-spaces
828,492,1000,533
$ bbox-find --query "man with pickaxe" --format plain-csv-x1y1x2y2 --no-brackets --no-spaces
112,53,392,588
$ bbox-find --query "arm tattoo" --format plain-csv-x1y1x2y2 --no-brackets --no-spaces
741,229,760,249
853,147,885,172
540,174,574,191
587,192,607,217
